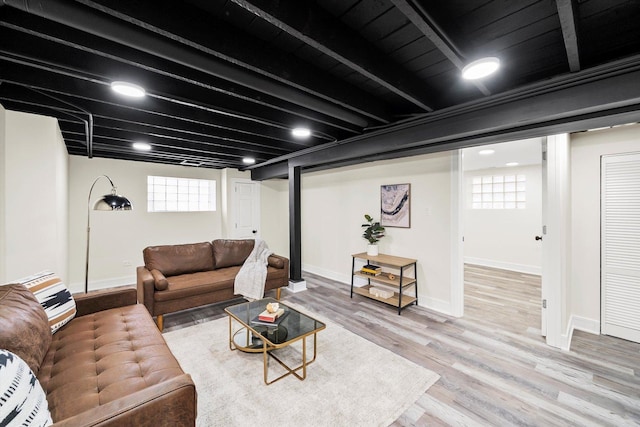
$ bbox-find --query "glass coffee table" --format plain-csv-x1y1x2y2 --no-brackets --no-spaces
225,297,326,385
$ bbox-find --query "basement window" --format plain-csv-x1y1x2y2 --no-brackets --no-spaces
471,175,526,209
147,176,216,212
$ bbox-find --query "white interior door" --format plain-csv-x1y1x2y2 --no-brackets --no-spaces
541,134,570,349
232,179,260,239
601,152,640,343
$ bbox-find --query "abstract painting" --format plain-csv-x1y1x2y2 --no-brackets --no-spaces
380,183,410,228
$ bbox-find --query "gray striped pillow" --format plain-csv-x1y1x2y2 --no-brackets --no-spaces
0,349,52,426
19,271,76,334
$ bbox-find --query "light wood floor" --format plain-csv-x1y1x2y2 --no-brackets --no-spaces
163,265,640,426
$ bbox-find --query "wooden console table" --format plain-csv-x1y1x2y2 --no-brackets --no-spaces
350,252,418,314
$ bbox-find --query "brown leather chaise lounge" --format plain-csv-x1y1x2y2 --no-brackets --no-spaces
137,239,289,331
0,284,196,426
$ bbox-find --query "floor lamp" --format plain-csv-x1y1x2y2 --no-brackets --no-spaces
85,175,132,293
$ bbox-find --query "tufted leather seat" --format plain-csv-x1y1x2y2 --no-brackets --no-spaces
38,304,185,421
0,285,196,426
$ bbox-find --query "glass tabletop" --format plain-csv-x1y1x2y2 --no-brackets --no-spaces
225,297,325,346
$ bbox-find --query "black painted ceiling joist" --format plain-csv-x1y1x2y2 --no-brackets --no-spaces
556,0,581,72
2,1,639,172
0,20,362,138
390,0,490,96
250,55,640,180
75,0,393,125
230,0,437,112
0,70,320,151
1,0,373,129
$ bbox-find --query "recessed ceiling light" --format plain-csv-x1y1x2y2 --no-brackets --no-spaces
479,149,495,155
462,57,500,80
111,81,146,98
132,142,151,151
242,157,256,165
292,127,311,138
506,162,519,167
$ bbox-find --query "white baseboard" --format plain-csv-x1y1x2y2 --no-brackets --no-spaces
561,315,600,351
464,257,541,275
302,263,352,285
69,275,136,294
418,296,452,316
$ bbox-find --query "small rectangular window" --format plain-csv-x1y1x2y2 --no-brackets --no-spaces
147,176,216,212
471,174,526,209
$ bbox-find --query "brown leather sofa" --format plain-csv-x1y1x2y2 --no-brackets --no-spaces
0,284,196,426
137,239,289,331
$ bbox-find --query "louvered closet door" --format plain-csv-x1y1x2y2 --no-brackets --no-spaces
601,152,640,343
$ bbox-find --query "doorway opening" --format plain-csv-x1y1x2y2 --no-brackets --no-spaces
461,138,544,336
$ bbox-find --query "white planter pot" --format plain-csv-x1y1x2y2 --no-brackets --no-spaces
367,244,379,256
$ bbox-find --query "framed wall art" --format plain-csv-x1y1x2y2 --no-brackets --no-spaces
380,183,410,228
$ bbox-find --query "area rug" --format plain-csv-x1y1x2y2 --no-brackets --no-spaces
163,307,439,427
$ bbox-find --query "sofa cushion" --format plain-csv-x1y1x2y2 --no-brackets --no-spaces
20,271,76,334
144,242,214,276
154,268,240,302
212,239,254,269
0,284,51,376
0,349,52,427
36,304,185,422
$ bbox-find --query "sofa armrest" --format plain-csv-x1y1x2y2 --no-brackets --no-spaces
137,266,156,316
74,287,137,317
269,254,289,276
150,269,169,291
52,374,196,427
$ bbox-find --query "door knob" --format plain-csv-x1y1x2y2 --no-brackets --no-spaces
252,230,257,234
535,235,542,241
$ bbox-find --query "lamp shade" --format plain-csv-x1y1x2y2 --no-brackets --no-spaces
93,194,132,211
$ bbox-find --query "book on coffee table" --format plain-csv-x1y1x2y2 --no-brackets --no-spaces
250,309,289,327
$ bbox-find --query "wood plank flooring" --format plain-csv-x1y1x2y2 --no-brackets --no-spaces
162,265,640,426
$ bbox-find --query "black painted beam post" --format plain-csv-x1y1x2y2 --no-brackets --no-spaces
288,163,303,282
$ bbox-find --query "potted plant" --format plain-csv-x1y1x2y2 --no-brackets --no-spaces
362,214,385,256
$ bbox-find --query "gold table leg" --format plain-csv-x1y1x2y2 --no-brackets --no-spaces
263,332,319,385
227,315,321,385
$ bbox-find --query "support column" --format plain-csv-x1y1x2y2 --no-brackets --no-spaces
288,163,306,292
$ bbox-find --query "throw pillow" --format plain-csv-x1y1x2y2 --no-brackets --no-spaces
0,284,52,376
19,271,76,334
0,349,53,427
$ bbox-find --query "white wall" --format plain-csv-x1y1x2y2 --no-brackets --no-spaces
0,105,6,281
569,124,640,328
260,179,290,258
261,152,456,313
463,164,542,274
68,156,224,292
0,110,68,283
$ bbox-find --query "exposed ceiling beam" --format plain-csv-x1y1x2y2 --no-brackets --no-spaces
1,0,373,128
391,0,491,96
0,62,328,149
76,0,393,125
230,0,437,112
555,0,581,72
0,42,358,140
251,56,640,179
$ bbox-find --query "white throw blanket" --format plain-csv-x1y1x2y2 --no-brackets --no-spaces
234,238,273,300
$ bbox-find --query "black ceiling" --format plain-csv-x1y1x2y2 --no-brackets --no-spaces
1,0,640,176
